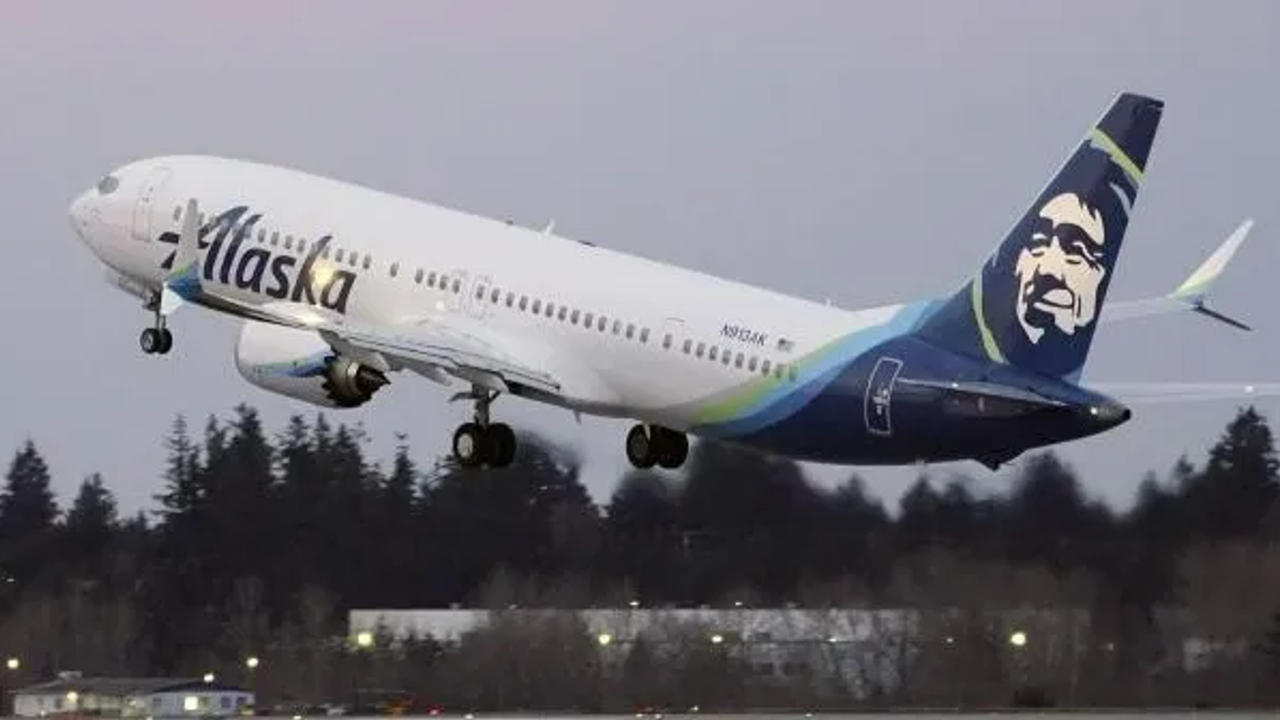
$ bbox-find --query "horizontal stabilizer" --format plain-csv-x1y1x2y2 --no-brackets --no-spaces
1104,219,1253,330
1090,382,1280,404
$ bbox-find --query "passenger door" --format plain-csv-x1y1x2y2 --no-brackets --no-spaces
131,167,171,243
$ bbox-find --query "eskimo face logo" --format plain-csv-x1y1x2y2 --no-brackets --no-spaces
1013,192,1107,344
158,206,356,314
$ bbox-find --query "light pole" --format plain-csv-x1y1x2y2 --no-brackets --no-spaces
245,656,260,714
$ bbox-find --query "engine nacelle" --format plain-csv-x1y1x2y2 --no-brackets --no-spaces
235,321,388,408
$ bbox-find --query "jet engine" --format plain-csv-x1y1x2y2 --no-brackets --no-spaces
235,320,388,408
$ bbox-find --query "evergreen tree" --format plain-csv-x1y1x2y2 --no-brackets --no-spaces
1184,406,1280,538
0,440,58,538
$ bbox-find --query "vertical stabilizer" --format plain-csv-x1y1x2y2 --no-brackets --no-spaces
915,93,1163,378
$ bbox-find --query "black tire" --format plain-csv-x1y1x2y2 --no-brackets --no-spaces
157,328,174,354
453,423,485,468
655,428,689,469
485,423,517,469
626,424,655,469
139,328,161,354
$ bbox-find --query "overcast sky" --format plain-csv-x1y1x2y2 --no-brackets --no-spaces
2,0,1278,515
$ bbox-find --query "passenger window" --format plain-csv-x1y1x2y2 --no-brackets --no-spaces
321,246,330,259
695,342,705,358
558,306,567,321
362,255,370,270
612,319,622,335
257,228,266,243
428,272,438,287
708,346,718,361
198,213,206,226
663,333,672,349
390,262,399,277
477,285,487,300
273,233,282,247
491,288,500,303
298,239,307,253
415,268,424,284
597,316,607,331
335,248,345,262
531,299,541,314
173,205,182,221
640,328,649,343
349,252,359,267
682,339,692,354
723,351,732,366
283,236,293,250
545,302,554,318
788,365,798,382
571,309,581,324
451,278,461,293
505,292,514,307
761,359,772,375
774,364,784,379
749,356,758,371
519,296,528,311
626,323,635,339
735,352,744,369
584,312,594,327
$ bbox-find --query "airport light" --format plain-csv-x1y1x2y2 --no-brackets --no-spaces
65,691,78,705
202,672,214,683
1009,630,1028,648
709,633,724,645
597,633,613,647
5,657,17,670
245,656,259,670
355,631,374,649
628,599,640,608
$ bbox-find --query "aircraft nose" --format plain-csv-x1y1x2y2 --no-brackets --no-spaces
69,189,94,238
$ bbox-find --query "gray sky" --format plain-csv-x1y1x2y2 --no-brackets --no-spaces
2,0,1278,515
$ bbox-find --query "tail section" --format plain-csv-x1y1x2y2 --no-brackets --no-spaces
915,93,1163,379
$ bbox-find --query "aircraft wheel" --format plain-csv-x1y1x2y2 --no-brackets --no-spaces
654,427,689,469
157,328,174,354
453,423,485,468
626,424,656,469
485,423,517,469
140,328,162,354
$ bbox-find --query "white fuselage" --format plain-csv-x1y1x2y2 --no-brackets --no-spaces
71,156,898,432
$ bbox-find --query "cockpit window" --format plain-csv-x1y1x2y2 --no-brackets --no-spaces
96,175,119,195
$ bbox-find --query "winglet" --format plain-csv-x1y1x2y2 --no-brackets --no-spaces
161,198,202,315
1169,218,1253,331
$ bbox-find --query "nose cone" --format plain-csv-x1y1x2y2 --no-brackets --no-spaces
69,190,94,239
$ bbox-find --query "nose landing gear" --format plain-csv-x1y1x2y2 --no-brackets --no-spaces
625,424,689,469
140,295,173,355
451,387,517,469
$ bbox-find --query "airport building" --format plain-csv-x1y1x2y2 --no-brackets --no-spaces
12,673,253,718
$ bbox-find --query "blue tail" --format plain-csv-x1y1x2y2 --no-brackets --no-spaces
915,93,1163,379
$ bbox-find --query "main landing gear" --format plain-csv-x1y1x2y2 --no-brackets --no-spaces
139,294,173,355
625,424,689,469
452,388,517,469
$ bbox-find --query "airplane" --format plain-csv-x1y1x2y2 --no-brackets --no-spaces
68,92,1267,471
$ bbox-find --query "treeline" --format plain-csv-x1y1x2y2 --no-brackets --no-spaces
2,404,1280,708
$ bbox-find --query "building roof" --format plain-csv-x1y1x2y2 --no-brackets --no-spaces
15,677,248,696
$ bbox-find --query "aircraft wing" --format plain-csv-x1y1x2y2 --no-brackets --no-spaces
196,292,560,396
315,315,561,396
1089,382,1280,405
1102,219,1253,330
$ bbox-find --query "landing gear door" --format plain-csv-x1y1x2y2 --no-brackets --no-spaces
864,357,902,437
131,167,171,243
